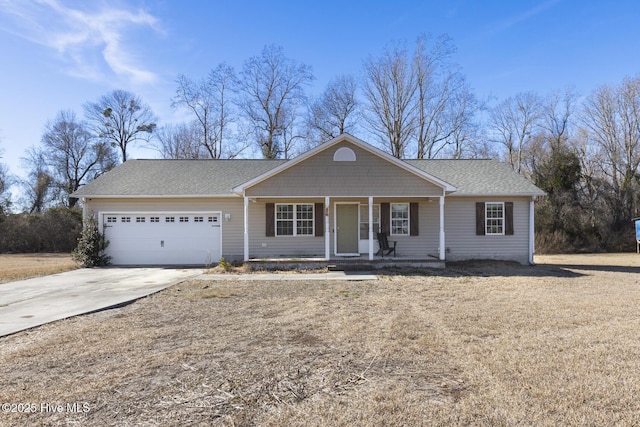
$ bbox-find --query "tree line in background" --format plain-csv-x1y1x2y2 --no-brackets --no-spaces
0,34,639,254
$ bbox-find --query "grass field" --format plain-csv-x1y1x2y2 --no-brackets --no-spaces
1,254,640,426
0,253,78,284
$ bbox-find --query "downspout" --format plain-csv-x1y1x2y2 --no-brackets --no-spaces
439,192,445,261
368,196,374,261
325,197,330,260
529,196,536,265
243,193,249,262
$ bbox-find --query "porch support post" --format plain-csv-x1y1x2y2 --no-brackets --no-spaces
529,197,536,265
439,195,445,261
368,196,374,260
325,197,330,260
243,196,249,262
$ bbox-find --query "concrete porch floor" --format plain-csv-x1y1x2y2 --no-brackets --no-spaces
245,255,445,271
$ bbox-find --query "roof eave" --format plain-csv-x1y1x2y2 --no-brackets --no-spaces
448,192,546,197
75,194,238,199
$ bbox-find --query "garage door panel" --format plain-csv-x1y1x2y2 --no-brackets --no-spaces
103,213,221,265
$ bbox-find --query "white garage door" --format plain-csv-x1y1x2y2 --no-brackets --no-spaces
102,213,222,265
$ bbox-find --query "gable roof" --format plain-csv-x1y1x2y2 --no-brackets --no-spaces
232,134,458,194
72,135,544,199
406,159,545,197
72,159,285,198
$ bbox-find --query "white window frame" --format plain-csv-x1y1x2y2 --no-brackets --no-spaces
485,202,505,235
275,203,314,237
391,203,410,236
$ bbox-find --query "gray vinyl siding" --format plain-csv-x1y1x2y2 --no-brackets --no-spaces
444,196,531,263
248,199,325,258
84,197,245,261
246,141,443,197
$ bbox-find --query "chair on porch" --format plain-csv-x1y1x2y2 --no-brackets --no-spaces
375,232,397,257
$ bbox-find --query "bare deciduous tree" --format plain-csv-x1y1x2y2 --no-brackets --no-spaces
155,123,205,159
580,77,640,223
238,45,314,159
21,147,55,214
488,92,543,173
363,42,417,158
41,110,116,207
173,63,239,158
307,74,359,144
445,84,483,159
84,90,157,163
364,34,479,159
542,88,578,150
414,34,478,159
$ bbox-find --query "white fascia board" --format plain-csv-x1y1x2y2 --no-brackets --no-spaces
80,194,238,199
447,192,546,198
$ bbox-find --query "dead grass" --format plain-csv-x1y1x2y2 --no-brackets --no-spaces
1,254,640,425
0,253,79,284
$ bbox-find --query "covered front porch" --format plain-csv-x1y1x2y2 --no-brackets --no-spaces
242,195,448,264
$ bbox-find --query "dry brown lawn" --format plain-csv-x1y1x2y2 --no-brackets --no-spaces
1,254,640,426
0,253,78,284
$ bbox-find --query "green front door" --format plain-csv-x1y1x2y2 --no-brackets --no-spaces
336,204,359,254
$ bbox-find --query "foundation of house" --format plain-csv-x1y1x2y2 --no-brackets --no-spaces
245,256,445,271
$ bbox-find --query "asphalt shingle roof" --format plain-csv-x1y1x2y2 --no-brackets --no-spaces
406,159,545,196
72,157,544,198
72,159,286,197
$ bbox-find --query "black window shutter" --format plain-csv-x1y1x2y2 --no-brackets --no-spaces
380,203,390,235
505,202,514,235
410,202,419,236
314,203,324,237
266,203,275,237
476,202,485,236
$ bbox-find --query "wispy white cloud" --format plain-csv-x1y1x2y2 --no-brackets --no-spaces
484,0,561,36
0,0,162,84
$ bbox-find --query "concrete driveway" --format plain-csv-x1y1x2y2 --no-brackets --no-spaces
0,267,201,337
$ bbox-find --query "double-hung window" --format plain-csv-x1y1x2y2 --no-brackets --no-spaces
485,202,504,235
276,204,314,236
391,203,409,236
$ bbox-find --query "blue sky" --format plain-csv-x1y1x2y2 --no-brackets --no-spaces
1,0,639,184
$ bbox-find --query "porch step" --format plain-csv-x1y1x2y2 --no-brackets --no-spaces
329,263,379,272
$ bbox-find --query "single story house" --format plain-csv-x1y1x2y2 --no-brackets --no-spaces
72,134,545,266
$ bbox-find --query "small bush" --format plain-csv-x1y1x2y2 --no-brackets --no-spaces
72,216,111,267
217,257,233,272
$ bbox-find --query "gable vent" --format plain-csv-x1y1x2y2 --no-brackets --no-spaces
333,147,356,161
